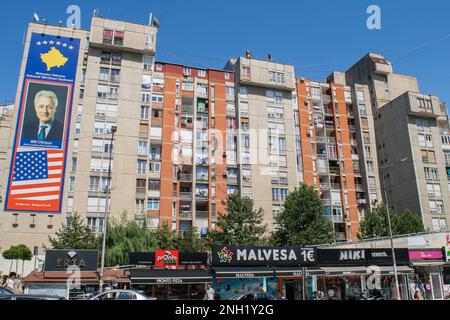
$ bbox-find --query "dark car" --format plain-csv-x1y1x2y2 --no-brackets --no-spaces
0,287,16,296
229,292,285,301
0,294,66,300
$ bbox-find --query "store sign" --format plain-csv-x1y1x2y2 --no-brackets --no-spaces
212,246,316,267
318,248,409,266
44,250,98,272
155,250,179,268
408,249,444,261
129,252,207,266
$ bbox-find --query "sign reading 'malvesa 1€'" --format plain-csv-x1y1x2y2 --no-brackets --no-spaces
212,246,316,267
5,33,80,213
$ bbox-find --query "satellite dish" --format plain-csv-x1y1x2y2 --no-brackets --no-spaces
33,13,40,22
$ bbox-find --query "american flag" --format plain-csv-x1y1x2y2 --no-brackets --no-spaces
10,150,64,201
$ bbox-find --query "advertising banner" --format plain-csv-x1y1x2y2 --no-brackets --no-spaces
155,250,180,268
317,248,410,266
5,33,80,213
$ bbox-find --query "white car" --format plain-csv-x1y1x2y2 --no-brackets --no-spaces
90,290,156,300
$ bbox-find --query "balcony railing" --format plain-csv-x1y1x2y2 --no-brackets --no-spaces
179,212,193,220
179,174,193,182
330,183,341,190
179,192,193,200
196,211,209,219
355,184,364,192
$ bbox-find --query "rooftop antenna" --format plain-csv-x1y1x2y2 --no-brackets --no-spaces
33,13,40,23
149,13,153,26
41,18,48,36
93,8,98,17
58,19,63,38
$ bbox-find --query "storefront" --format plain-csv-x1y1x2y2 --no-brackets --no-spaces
211,246,316,300
22,249,100,299
129,251,209,300
408,248,446,300
312,248,412,300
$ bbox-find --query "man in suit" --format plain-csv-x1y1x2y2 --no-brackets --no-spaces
22,90,64,142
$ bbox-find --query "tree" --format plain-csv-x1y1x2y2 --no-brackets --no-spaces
273,184,334,246
176,227,207,252
48,212,97,250
153,223,178,250
359,206,425,240
394,210,425,235
208,194,268,246
3,245,32,274
103,215,158,267
359,205,390,239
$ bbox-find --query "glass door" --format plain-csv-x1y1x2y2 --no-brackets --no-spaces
430,273,443,300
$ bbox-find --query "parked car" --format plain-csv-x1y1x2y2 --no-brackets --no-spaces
90,289,157,300
229,292,285,301
0,287,16,296
0,294,66,300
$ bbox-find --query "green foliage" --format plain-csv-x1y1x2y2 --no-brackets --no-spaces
3,245,32,261
273,184,334,246
208,193,268,247
48,212,97,250
153,223,178,250
176,227,207,252
359,206,425,240
394,210,425,235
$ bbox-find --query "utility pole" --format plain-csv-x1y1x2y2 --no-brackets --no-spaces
380,157,408,300
99,125,117,292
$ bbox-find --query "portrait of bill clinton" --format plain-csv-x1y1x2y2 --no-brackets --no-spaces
20,84,67,148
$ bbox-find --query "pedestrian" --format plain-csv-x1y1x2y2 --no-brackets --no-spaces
1,275,7,288
6,272,16,290
204,284,215,301
414,289,424,301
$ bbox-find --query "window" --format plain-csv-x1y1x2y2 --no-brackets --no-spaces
269,71,286,85
183,68,191,76
113,31,124,46
86,217,105,233
442,135,450,145
368,177,377,190
71,157,77,172
152,94,164,103
240,87,248,96
149,162,161,173
69,177,75,192
367,161,374,173
137,160,147,175
198,70,207,77
148,179,160,191
110,69,120,82
103,29,113,44
225,72,230,80
421,150,436,164
424,167,439,180
416,118,431,132
88,197,108,213
90,158,112,172
432,218,447,232
242,66,251,76
182,81,194,91
100,68,109,81
94,121,115,135
311,87,321,99
96,103,118,118
226,86,235,96
418,134,433,147
240,101,249,116
147,199,160,210
140,106,149,120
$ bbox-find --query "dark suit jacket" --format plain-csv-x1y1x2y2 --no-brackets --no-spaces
21,119,64,142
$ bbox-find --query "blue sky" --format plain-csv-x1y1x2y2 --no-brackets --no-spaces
0,0,449,106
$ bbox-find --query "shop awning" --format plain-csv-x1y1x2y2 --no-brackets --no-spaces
22,271,99,284
273,267,304,277
213,267,274,279
319,266,414,276
129,269,212,284
410,261,446,267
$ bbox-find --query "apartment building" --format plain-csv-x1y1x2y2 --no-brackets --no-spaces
344,53,450,232
0,17,158,250
374,92,450,231
225,56,301,230
0,104,15,209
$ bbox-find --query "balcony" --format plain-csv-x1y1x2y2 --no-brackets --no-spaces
357,199,367,205
348,125,356,131
330,183,341,190
316,136,326,144
320,183,330,191
179,192,193,200
335,232,346,241
329,167,340,176
196,211,209,219
355,184,364,192
179,174,193,182
318,167,329,175
350,139,357,146
136,187,146,195
242,175,252,184
196,174,209,182
179,211,193,220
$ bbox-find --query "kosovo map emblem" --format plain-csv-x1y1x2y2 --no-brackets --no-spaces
40,47,69,71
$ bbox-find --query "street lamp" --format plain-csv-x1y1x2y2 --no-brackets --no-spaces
99,125,117,292
380,157,408,300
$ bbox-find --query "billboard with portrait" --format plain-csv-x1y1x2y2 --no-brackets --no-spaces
4,33,80,213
